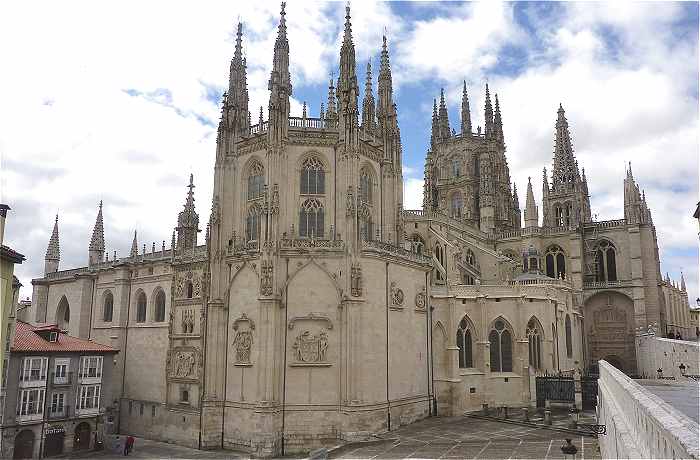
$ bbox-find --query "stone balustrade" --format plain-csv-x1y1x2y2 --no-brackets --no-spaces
597,360,699,459
361,239,432,265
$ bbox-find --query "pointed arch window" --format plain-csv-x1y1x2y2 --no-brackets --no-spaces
103,292,113,322
299,199,324,238
246,205,262,242
595,240,617,282
545,246,566,279
154,289,166,322
457,317,473,368
565,202,573,226
358,205,372,241
526,318,542,369
435,244,445,281
489,319,512,372
136,292,147,323
360,168,372,205
247,161,265,200
451,192,463,219
565,314,573,358
300,157,325,195
555,204,564,227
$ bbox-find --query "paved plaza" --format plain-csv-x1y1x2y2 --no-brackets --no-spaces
332,415,601,459
637,378,700,424
75,413,601,459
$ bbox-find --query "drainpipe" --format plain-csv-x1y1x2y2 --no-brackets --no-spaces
118,269,132,434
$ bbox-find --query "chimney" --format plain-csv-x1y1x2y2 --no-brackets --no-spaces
0,204,10,245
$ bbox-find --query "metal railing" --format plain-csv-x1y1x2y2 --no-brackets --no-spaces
48,405,70,420
50,371,73,386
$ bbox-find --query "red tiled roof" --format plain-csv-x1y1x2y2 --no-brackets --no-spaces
11,321,118,353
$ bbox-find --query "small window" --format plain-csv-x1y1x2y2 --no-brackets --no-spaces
136,292,147,323
103,291,114,322
181,388,189,403
154,289,166,322
49,332,58,343
186,282,193,299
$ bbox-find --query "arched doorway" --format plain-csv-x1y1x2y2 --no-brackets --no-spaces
43,426,65,457
56,296,70,331
73,423,91,451
13,430,34,459
583,291,636,375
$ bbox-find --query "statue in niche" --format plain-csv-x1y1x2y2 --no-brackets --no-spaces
351,263,362,297
233,329,253,364
292,331,329,363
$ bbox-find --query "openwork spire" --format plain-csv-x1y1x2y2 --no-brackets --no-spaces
461,81,471,135
552,104,580,186
431,98,439,147
377,35,393,115
45,214,60,261
89,201,105,252
268,2,292,145
337,4,359,127
484,83,493,137
438,88,450,139
227,21,249,136
176,174,200,250
512,183,520,210
493,94,503,143
362,60,376,130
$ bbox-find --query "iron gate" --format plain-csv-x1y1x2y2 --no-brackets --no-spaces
581,374,598,410
535,375,574,407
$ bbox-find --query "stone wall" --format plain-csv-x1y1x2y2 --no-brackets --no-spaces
597,360,698,459
635,333,699,379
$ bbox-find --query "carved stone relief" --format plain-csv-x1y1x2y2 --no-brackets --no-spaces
260,260,273,296
169,348,201,380
181,309,195,334
292,331,328,363
390,282,404,308
232,313,255,365
415,287,427,310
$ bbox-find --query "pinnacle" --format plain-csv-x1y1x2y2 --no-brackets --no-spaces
277,2,287,39
89,201,105,252
45,214,60,261
130,230,138,257
343,5,353,45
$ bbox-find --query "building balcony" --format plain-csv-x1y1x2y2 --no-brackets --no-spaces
18,375,46,388
15,411,43,423
51,371,73,386
75,406,100,417
77,373,102,384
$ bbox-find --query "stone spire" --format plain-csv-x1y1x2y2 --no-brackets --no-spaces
524,177,539,228
430,98,439,148
493,94,503,143
361,60,376,130
681,272,687,291
268,2,292,145
337,4,360,141
512,183,522,228
130,230,138,258
377,35,393,117
226,21,249,137
44,214,60,274
88,201,105,266
552,104,580,187
176,174,200,251
624,161,651,225
325,77,337,120
484,83,494,137
438,88,450,139
461,81,471,135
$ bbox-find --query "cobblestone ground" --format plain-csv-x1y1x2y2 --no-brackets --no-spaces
332,415,602,460
69,437,244,459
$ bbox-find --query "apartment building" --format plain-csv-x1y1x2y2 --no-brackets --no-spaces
1,322,118,458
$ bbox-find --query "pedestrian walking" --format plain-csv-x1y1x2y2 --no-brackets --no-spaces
126,435,135,456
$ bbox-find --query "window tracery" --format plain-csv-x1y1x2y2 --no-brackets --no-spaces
247,161,265,200
489,319,512,372
300,157,325,195
457,316,473,368
545,245,566,279
595,240,617,282
299,199,324,238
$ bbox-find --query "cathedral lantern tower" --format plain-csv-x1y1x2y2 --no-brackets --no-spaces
175,174,200,251
542,104,591,227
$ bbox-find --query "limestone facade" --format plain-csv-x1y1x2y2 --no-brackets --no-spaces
21,3,690,457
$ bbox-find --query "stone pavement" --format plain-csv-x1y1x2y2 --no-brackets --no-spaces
67,437,245,459
637,378,700,424
331,415,602,459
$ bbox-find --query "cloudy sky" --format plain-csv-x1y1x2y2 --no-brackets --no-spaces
1,1,698,305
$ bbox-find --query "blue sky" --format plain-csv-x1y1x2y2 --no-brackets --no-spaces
1,1,698,304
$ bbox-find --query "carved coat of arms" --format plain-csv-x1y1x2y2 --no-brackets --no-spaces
391,282,404,307
292,331,328,363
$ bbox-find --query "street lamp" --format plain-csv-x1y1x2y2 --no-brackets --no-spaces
657,368,663,379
